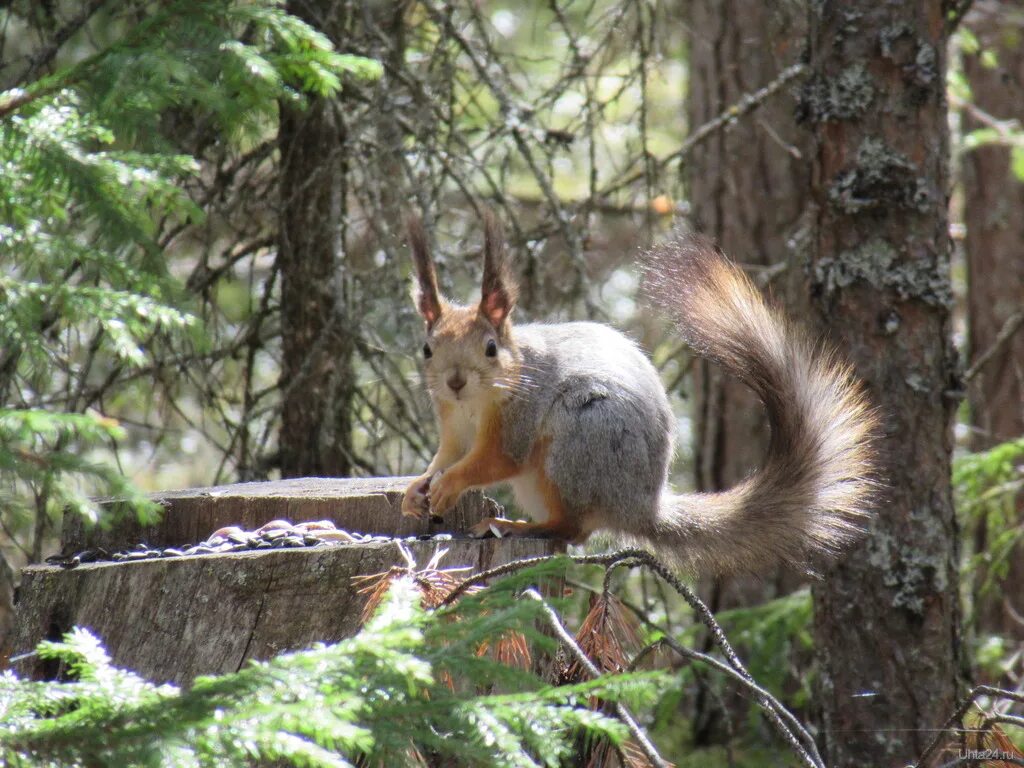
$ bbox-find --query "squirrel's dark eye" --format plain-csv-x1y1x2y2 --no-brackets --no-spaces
422,343,432,359
485,339,498,357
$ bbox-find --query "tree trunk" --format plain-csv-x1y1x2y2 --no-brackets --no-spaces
687,1,809,502
802,3,962,766
684,0,811,745
962,0,1024,639
277,0,354,478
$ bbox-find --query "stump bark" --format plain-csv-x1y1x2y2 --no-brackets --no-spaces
12,478,557,685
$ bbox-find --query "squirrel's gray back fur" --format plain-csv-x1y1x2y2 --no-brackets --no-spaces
499,233,877,575
502,322,675,538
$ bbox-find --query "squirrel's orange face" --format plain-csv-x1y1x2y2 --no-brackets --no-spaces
408,213,520,405
421,306,516,404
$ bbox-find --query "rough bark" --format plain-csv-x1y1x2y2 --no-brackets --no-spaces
277,0,354,478
962,0,1024,638
802,3,962,765
11,537,553,685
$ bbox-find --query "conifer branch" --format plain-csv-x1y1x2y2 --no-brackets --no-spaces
443,547,825,767
522,588,671,768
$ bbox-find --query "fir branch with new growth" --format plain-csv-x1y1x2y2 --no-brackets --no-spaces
0,0,380,545
0,569,672,767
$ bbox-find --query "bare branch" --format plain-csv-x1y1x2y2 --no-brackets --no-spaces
443,547,825,767
598,63,808,198
965,310,1024,382
521,588,671,768
915,685,1024,768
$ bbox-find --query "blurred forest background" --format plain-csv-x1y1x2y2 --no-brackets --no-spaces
1,0,1023,765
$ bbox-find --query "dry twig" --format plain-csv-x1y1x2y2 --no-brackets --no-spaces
441,548,824,768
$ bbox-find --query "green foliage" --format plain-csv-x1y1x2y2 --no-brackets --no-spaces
0,410,159,526
649,588,814,762
0,577,670,767
658,588,813,706
972,633,1012,681
951,27,1024,182
714,589,814,711
955,437,1024,518
953,439,1024,687
675,745,801,768
956,437,1024,593
6,1,381,145
0,0,379,557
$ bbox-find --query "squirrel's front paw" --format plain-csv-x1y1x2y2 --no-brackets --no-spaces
401,475,432,519
429,470,463,517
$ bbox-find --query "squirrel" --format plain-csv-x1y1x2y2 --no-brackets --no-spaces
401,212,877,575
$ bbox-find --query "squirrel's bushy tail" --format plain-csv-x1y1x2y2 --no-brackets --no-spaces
639,232,878,576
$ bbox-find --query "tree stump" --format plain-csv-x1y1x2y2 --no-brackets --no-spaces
11,478,557,685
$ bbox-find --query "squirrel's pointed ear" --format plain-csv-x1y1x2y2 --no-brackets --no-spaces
479,211,518,330
406,213,443,328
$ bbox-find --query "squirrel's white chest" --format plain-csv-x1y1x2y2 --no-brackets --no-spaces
508,470,551,523
447,398,482,455
443,395,551,524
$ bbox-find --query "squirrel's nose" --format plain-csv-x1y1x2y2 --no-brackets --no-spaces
447,373,466,394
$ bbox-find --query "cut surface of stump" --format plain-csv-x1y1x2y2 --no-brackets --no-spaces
61,476,499,552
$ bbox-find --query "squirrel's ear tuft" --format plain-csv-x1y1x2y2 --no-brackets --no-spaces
479,210,518,329
406,213,443,328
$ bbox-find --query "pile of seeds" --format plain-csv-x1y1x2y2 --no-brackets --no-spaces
47,519,455,568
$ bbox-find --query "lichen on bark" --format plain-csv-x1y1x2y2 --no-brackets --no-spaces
813,237,953,306
827,138,931,214
868,522,950,615
797,63,875,123
880,23,939,88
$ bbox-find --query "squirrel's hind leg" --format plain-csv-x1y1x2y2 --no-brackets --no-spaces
469,517,580,545
470,449,585,544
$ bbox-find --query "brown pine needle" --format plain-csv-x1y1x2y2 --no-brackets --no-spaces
586,739,666,768
477,631,533,670
353,544,479,623
568,591,641,682
568,592,663,768
956,705,1024,767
